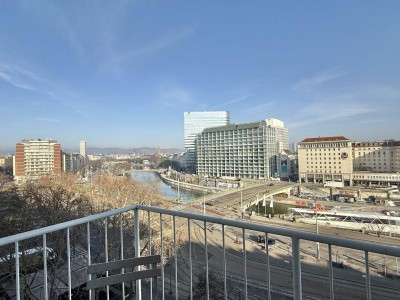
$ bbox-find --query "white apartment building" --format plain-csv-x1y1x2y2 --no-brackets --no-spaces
298,136,353,186
196,118,288,180
184,111,230,172
13,139,62,182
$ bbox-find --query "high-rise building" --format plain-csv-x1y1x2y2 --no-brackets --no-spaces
266,118,289,153
184,111,230,172
13,139,62,182
79,141,86,159
63,153,85,173
196,118,288,180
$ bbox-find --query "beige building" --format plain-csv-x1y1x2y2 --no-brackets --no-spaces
352,140,400,173
0,156,5,168
298,136,353,186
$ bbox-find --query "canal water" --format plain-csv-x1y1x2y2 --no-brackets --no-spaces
130,171,203,202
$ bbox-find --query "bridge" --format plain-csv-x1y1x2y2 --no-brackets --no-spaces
241,184,297,210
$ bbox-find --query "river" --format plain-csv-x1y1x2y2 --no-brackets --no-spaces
130,171,203,202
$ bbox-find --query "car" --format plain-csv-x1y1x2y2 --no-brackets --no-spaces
257,235,276,245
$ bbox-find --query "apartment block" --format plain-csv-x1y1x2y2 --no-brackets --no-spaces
196,118,288,180
13,139,62,182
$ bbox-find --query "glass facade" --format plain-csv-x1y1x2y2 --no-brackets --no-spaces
184,111,230,172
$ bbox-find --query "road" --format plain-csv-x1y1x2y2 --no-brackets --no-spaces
164,216,400,299
153,181,400,298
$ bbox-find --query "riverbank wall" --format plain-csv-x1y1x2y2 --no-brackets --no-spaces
158,173,224,193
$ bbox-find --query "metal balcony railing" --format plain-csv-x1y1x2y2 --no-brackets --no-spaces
0,204,400,300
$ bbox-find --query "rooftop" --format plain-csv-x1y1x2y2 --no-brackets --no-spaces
300,136,350,143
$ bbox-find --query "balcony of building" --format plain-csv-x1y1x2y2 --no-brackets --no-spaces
0,204,399,299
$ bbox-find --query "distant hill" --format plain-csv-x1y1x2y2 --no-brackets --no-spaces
0,147,183,155
85,147,182,155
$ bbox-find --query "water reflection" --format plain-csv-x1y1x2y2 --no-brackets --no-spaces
130,171,203,202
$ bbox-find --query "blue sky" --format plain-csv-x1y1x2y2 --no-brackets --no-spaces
0,1,399,152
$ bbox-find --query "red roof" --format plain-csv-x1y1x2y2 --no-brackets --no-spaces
301,136,349,143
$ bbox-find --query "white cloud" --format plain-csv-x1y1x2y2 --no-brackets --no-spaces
158,83,195,108
101,28,194,74
243,102,274,115
285,84,398,129
0,70,35,91
292,69,344,92
35,117,60,123
212,94,253,109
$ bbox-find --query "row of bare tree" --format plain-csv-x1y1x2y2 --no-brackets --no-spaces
0,173,187,299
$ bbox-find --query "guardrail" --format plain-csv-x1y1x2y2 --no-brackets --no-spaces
0,204,399,300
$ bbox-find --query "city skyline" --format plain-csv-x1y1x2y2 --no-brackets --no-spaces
1,1,399,152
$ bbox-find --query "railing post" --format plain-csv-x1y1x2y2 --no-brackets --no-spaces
15,241,20,300
328,244,334,300
173,215,178,299
365,251,371,300
43,234,48,300
105,218,109,300
265,233,271,300
67,228,72,300
223,225,227,300
147,211,152,300
160,213,165,300
292,237,302,300
120,214,125,300
243,228,248,300
204,221,209,299
87,222,92,300
188,219,193,300
134,208,141,300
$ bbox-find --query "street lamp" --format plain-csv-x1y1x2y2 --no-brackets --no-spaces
240,183,243,210
203,190,206,215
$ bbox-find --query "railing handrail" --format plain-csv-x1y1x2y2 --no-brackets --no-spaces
0,204,137,247
135,205,400,257
1,204,400,257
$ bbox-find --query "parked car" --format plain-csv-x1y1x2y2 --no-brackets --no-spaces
257,235,276,245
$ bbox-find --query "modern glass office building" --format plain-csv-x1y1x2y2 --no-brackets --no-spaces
196,119,288,179
184,111,230,172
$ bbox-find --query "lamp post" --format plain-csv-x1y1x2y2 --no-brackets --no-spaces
240,183,243,210
203,190,206,215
